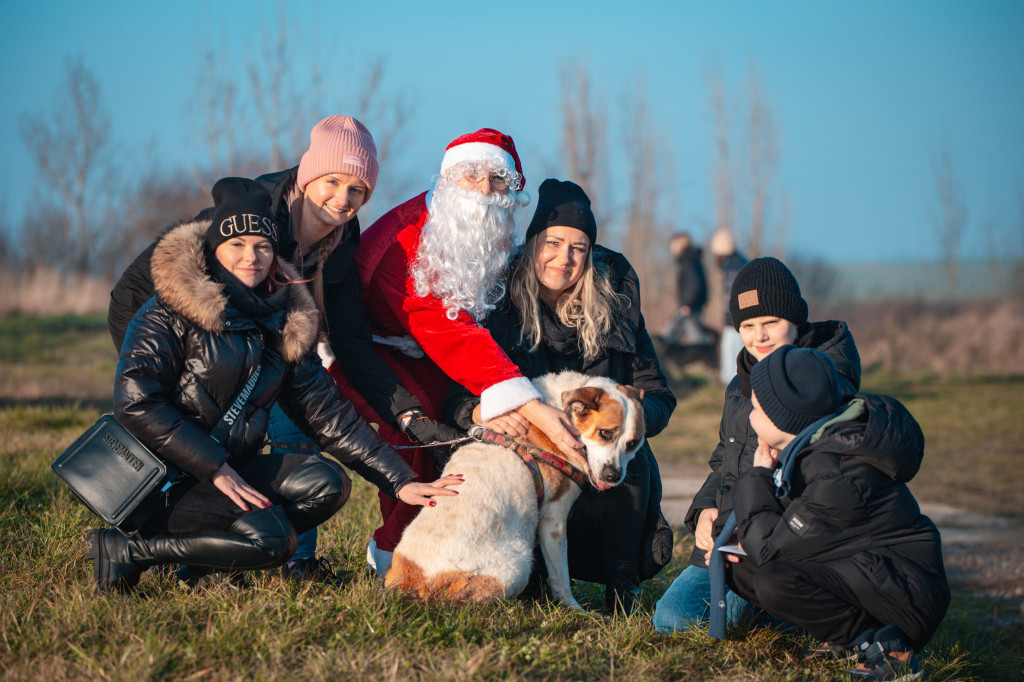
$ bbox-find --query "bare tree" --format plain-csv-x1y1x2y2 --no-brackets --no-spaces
1012,184,1024,296
707,68,735,242
705,63,787,259
928,140,967,299
248,2,295,171
347,58,414,221
19,56,116,275
116,170,209,275
742,63,784,258
190,16,240,181
558,63,609,232
621,80,674,317
0,200,15,272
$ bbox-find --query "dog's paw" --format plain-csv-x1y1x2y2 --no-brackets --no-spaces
559,595,584,611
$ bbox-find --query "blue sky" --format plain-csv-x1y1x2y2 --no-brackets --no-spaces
2,0,1023,264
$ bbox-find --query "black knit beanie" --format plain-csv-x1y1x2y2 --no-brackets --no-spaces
750,345,842,435
729,257,808,331
524,178,597,245
206,177,280,253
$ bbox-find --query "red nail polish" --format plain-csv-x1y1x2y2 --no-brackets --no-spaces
429,500,437,507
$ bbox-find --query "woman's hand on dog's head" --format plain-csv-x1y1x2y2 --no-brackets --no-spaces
396,475,464,507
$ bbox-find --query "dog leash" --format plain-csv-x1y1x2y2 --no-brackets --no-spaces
392,435,475,450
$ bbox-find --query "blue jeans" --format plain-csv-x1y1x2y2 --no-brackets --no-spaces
267,403,317,561
653,564,754,634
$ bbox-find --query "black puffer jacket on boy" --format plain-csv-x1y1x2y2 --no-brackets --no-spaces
731,393,950,648
683,320,861,567
114,217,417,496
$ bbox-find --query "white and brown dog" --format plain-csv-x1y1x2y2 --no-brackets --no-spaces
385,370,645,610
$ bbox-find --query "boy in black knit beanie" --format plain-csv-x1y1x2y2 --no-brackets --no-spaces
726,345,949,681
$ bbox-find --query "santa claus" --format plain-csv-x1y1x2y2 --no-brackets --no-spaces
327,128,583,575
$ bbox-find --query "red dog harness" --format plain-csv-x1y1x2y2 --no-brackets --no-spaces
469,425,588,505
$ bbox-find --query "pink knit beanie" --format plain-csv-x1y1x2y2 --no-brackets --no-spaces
296,116,379,199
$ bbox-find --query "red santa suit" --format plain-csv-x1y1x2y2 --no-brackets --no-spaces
328,132,538,553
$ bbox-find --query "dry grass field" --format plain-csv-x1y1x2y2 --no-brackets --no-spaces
2,311,1022,680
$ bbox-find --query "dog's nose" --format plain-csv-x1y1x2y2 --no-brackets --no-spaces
600,465,622,484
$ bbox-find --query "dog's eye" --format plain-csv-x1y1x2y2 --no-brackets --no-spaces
626,439,640,451
599,429,615,441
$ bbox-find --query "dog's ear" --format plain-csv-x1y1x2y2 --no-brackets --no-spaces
561,386,604,415
615,383,645,402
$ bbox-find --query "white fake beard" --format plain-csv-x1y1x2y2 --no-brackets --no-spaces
411,182,519,321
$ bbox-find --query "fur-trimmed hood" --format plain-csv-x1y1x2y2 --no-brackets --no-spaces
150,218,320,362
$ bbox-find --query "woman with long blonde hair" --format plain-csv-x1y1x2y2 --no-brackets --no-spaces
445,179,677,613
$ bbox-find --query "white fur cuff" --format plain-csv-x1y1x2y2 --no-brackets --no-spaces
479,376,542,422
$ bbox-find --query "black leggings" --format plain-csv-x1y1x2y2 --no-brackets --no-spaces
142,452,351,536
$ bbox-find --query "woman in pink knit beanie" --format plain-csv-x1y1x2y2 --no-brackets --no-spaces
108,115,456,586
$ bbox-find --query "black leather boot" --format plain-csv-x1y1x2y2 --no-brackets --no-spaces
86,507,298,593
605,559,642,615
277,455,350,535
84,528,145,593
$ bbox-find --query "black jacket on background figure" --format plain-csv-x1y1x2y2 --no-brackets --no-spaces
445,246,677,586
727,394,950,650
684,320,862,567
674,245,707,312
108,167,421,428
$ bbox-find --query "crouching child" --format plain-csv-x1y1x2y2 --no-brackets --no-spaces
724,345,949,681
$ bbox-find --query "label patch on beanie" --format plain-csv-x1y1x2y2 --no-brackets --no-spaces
344,154,365,167
738,289,759,309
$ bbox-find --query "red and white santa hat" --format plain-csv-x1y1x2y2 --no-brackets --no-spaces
440,128,525,191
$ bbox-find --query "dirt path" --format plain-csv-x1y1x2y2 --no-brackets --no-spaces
660,471,1024,602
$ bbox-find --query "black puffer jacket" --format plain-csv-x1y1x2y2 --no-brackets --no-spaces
684,320,861,566
108,168,420,425
732,393,949,646
114,218,417,496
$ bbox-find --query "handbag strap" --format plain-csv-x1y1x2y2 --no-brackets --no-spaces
209,355,263,445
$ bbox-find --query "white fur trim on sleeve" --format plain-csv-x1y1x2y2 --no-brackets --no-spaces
479,376,542,422
316,341,336,370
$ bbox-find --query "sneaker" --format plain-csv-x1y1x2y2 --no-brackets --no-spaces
282,557,345,586
844,641,923,681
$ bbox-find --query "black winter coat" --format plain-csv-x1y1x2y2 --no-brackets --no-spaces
445,246,676,441
114,218,417,497
731,393,949,645
444,246,677,583
108,168,420,426
674,245,707,311
684,320,861,567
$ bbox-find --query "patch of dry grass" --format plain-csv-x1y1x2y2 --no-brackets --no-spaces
0,268,112,316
